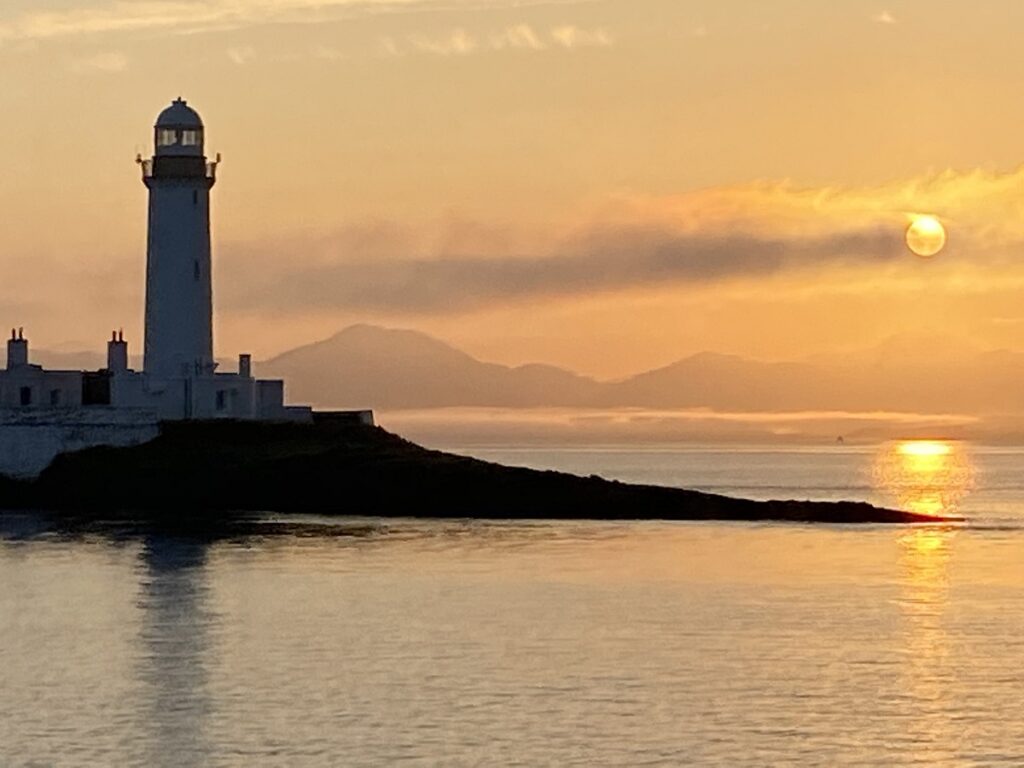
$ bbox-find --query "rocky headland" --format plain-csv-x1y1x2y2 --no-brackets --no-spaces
0,413,955,524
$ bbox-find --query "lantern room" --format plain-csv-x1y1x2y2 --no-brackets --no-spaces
154,98,204,157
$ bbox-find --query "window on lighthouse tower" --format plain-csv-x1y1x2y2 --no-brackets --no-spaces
157,129,178,147
182,130,201,146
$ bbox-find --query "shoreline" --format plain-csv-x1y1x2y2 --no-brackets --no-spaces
0,414,958,525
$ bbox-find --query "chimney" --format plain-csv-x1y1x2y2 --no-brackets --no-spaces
239,353,252,379
7,328,28,369
107,329,128,373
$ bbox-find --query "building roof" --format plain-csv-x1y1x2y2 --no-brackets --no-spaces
155,98,203,129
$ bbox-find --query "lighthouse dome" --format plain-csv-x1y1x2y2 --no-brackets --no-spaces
154,98,204,157
156,98,203,128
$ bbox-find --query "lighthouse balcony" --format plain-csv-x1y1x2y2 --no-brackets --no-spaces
138,156,218,181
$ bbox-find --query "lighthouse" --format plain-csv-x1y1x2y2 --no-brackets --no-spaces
140,98,219,380
0,97,324,476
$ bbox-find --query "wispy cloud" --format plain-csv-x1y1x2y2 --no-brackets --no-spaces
550,25,611,49
222,226,905,314
872,11,896,24
378,36,403,56
491,23,545,50
0,0,588,44
227,45,256,65
383,23,611,57
408,27,477,55
70,50,128,73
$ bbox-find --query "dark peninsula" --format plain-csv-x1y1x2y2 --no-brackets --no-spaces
0,414,954,524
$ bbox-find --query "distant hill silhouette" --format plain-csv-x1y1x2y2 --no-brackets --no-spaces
259,324,1024,415
260,324,602,409
603,353,849,411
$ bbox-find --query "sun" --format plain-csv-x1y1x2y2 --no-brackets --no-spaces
906,215,947,258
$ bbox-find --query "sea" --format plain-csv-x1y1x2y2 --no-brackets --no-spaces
3,441,1024,766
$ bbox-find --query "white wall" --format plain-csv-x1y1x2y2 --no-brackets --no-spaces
0,368,83,408
0,408,160,478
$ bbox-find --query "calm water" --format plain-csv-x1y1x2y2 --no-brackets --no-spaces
4,443,1024,766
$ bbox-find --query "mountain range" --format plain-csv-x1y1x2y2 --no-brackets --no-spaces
258,324,1024,418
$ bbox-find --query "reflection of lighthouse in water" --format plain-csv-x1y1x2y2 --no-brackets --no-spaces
136,535,214,765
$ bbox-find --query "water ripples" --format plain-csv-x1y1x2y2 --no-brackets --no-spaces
3,443,1024,764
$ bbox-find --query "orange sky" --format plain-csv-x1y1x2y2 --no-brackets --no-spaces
3,0,1024,378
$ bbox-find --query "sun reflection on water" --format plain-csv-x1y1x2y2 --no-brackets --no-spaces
872,439,969,755
872,440,976,518
897,525,957,759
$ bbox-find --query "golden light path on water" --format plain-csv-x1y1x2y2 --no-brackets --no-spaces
872,439,970,757
872,439,976,518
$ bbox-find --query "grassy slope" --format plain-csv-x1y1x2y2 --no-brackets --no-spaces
0,415,949,523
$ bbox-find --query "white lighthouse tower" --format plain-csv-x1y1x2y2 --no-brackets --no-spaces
141,98,218,380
